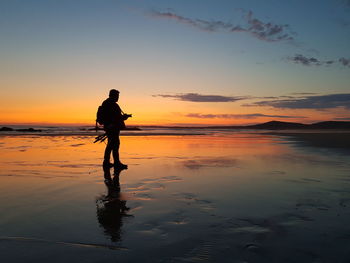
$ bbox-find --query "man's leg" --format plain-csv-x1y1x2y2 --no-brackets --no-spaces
111,131,127,169
104,136,113,164
112,131,120,165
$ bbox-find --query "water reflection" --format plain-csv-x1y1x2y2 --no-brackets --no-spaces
182,157,239,169
96,165,130,242
269,132,350,155
1,134,350,262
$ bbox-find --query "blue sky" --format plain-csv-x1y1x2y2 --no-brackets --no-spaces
0,0,349,124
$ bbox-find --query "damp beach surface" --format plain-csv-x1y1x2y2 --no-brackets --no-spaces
0,132,350,262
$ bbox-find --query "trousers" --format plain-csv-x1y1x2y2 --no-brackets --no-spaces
104,128,120,164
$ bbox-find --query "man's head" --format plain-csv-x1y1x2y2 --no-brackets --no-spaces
109,89,119,102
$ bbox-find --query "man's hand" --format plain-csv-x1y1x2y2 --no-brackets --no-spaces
123,114,132,120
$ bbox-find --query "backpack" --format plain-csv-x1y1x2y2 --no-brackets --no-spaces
95,103,129,131
96,105,107,129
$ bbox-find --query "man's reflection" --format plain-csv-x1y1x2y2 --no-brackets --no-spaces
96,165,130,242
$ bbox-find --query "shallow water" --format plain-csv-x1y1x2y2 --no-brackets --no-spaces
0,133,350,262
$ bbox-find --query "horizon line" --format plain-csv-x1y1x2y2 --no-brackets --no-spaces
1,119,349,128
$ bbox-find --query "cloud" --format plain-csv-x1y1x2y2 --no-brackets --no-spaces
231,10,294,42
289,92,318,95
339,57,350,67
245,94,350,110
287,54,350,68
150,11,232,32
186,113,305,119
150,10,295,42
287,54,328,66
153,93,248,102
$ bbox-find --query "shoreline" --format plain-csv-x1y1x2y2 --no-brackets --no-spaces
1,130,350,136
0,132,208,137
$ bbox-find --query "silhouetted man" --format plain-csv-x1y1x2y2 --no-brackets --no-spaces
102,89,130,169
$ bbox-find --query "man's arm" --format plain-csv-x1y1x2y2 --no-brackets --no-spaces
122,114,132,120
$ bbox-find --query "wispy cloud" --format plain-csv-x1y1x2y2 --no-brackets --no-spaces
287,54,350,68
287,54,334,66
153,93,248,102
150,10,295,43
186,113,305,119
150,10,232,32
339,57,350,67
231,10,295,42
245,94,350,110
155,92,350,111
289,92,318,95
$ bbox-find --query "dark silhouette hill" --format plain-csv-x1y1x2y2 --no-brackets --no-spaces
143,120,350,130
247,121,308,129
245,120,350,130
0,127,42,132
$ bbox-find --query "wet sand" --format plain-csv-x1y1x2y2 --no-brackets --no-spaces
265,131,350,152
0,133,350,262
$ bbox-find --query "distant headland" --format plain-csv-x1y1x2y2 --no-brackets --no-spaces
145,120,350,130
0,127,42,132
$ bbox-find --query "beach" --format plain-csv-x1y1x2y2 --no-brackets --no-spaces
1,131,350,262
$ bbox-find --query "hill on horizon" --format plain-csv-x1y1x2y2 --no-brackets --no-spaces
144,120,350,130
247,120,350,130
